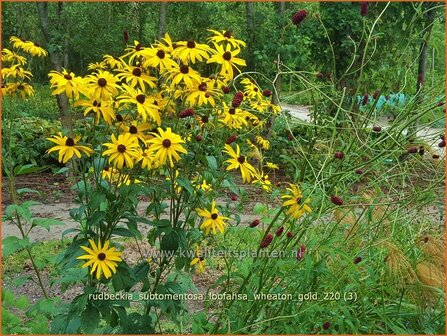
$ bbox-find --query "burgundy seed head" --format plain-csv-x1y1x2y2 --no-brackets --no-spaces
354,256,362,264
438,140,446,148
179,109,194,118
373,90,380,100
437,101,444,107
407,147,418,154
226,135,237,145
296,245,306,261
322,322,331,330
231,195,238,201
360,1,368,16
361,94,369,106
275,226,284,236
223,86,230,94
355,169,363,175
372,125,382,132
65,138,75,146
286,231,293,238
291,10,308,25
250,219,260,228
195,134,202,142
123,30,129,44
262,89,272,97
334,151,344,159
418,73,424,84
260,233,273,248
330,195,343,206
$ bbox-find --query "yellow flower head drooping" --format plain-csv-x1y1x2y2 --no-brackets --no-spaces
207,43,246,80
146,128,187,167
117,85,161,125
196,201,229,235
252,172,273,192
88,61,107,72
281,183,312,219
172,40,212,64
7,82,35,99
101,167,140,186
10,36,47,57
47,132,94,163
103,54,126,70
102,133,140,169
255,136,270,150
2,65,32,80
75,97,116,125
223,144,257,183
168,64,202,90
10,36,29,51
123,41,146,65
154,33,175,53
190,246,206,273
1,48,27,65
77,239,122,280
265,161,279,170
87,70,120,101
115,65,157,93
207,29,246,49
48,68,86,99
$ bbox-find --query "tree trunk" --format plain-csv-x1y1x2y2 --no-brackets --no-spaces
245,2,256,71
157,2,167,39
36,2,72,134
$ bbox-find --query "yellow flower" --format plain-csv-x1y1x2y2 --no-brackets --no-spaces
168,64,201,89
102,133,140,169
101,167,139,186
172,40,212,64
207,29,246,49
120,121,151,143
22,40,47,57
141,47,178,73
124,41,146,65
185,79,221,107
190,246,206,273
116,85,161,125
75,98,116,125
88,61,107,71
265,162,279,170
146,128,187,167
116,65,156,93
196,201,228,235
2,65,32,80
1,48,26,65
223,144,257,183
154,33,175,53
207,43,246,79
135,148,159,170
48,69,86,99
252,172,272,192
255,136,270,150
281,184,312,219
77,239,122,280
87,70,120,101
47,132,93,163
103,54,126,69
7,82,35,99
10,36,29,51
218,102,248,129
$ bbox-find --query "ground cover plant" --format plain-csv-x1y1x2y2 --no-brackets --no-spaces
1,1,445,334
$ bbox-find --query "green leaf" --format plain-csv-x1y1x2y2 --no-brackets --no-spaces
80,304,100,333
16,188,40,195
31,218,65,231
205,155,218,171
14,164,48,176
160,231,179,253
112,264,133,292
54,167,69,175
176,177,194,195
2,236,30,257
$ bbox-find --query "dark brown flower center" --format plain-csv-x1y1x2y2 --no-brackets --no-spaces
132,67,142,77
180,65,189,74
64,74,72,80
229,108,236,115
98,252,106,261
198,82,207,91
136,94,146,104
237,156,245,164
187,40,196,48
142,152,148,157
34,42,40,47
129,125,138,134
205,93,210,98
211,213,218,220
98,78,107,87
223,31,232,38
117,144,126,153
116,114,123,122
135,44,143,51
223,51,232,61
65,138,75,146
156,49,165,59
162,139,172,148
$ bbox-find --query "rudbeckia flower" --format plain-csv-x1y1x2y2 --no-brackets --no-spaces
172,40,212,64
154,33,175,53
207,29,246,49
75,98,116,125
223,144,257,183
120,120,151,143
101,167,139,186
190,246,206,273
141,47,178,73
123,41,146,65
48,68,86,99
87,70,120,101
185,79,221,107
102,133,140,169
207,43,246,79
255,136,270,150
195,201,229,235
281,184,312,219
47,132,94,163
265,162,279,170
252,172,273,192
7,82,35,99
103,54,126,69
146,127,187,167
218,102,248,129
116,65,157,92
1,48,26,65
135,148,159,170
2,65,32,80
168,64,201,89
9,36,29,50
77,239,122,280
116,85,161,125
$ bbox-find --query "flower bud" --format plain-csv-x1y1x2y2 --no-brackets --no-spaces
372,125,381,132
354,256,362,264
373,90,380,100
225,135,238,145
296,245,306,261
291,10,308,25
195,135,202,142
438,140,446,148
179,108,194,118
407,147,418,154
286,231,294,238
355,169,363,175
322,321,331,330
275,226,284,236
250,219,260,228
262,89,272,97
230,195,238,201
223,86,230,94
334,151,344,159
361,94,369,106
